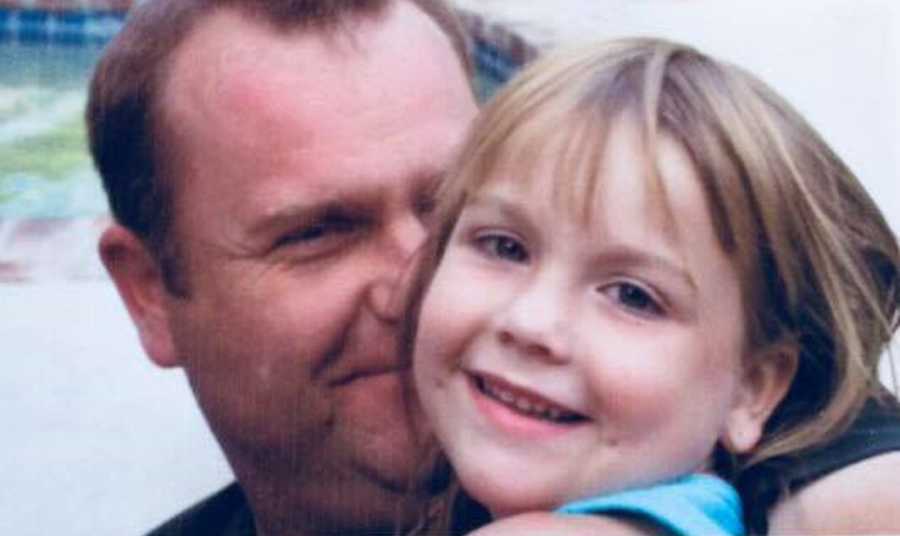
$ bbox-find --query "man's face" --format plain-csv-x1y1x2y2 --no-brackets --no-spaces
158,1,476,525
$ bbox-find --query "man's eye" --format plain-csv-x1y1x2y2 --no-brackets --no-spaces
414,193,437,218
277,216,357,248
476,234,529,263
602,282,664,317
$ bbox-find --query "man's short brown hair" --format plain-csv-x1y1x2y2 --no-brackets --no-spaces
87,0,472,294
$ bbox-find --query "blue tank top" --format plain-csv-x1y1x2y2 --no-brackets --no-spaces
556,473,744,536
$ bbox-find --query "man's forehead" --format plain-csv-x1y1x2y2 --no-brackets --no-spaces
158,10,339,173
161,1,467,143
157,0,475,227
163,1,455,96
162,9,335,118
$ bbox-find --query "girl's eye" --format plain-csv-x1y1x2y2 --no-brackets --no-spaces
476,234,529,263
603,282,664,317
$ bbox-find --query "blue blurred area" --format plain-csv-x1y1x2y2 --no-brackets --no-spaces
0,9,121,219
473,37,520,100
0,40,108,218
0,8,124,46
0,7,520,221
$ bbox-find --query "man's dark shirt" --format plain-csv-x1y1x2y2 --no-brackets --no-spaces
146,482,255,536
146,396,900,535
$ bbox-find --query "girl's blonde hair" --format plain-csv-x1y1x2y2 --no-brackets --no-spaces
407,37,900,534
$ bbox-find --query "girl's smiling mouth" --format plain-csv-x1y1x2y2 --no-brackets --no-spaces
468,371,589,428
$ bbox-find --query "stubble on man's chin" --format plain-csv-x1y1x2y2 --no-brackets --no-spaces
246,434,429,536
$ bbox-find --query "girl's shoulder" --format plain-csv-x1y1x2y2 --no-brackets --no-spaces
467,512,667,536
469,475,742,536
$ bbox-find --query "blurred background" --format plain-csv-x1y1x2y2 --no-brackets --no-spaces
1,0,897,533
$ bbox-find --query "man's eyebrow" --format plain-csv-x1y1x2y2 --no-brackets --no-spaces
246,191,366,238
246,202,323,240
411,171,446,198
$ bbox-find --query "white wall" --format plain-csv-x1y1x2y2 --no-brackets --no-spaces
0,282,232,535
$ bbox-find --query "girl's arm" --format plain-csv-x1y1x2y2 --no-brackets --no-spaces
467,512,667,536
768,452,900,534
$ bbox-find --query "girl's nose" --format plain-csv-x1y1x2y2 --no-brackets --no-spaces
494,276,572,365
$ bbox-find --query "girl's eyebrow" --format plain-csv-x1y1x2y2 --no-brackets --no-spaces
468,192,696,293
593,245,697,294
465,192,527,220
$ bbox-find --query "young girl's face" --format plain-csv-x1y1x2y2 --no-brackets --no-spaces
413,119,757,517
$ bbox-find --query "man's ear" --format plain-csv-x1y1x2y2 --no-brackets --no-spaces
722,343,799,454
99,224,181,368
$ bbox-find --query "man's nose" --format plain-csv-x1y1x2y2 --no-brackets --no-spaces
367,213,428,322
494,275,573,365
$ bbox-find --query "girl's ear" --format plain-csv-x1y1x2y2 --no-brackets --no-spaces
722,343,799,454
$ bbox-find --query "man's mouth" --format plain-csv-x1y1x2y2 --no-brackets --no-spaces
473,374,587,424
329,366,405,388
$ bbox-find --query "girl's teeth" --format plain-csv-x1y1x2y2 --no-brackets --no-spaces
480,378,579,423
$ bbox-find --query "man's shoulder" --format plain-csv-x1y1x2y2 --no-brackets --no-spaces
146,482,255,536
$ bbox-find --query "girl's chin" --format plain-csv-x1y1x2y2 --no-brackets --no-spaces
458,480,561,520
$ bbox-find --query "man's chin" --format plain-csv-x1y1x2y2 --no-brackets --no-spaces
338,371,427,489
